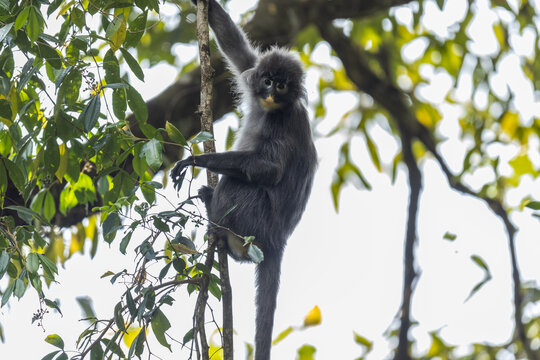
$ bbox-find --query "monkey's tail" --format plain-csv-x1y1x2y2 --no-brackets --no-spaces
254,250,283,360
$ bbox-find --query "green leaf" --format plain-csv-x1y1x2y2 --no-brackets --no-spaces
125,289,136,319
120,48,144,81
14,278,26,298
0,23,13,42
182,328,194,345
126,85,148,124
5,205,50,225
0,100,12,124
208,275,222,300
103,212,121,243
141,138,163,172
43,191,56,222
112,88,127,120
525,201,540,210
365,133,381,172
471,255,490,272
3,157,26,194
27,253,39,273
141,183,156,204
0,251,9,274
127,327,146,359
37,43,62,69
55,66,73,91
159,262,172,280
114,302,126,332
353,332,373,349
297,344,316,360
90,342,104,360
102,337,125,358
119,231,133,255
14,7,30,30
41,350,61,360
247,243,264,264
466,255,492,301
105,15,123,40
272,326,293,345
1,280,15,306
172,258,186,273
45,137,61,175
125,11,147,48
45,334,65,349
151,309,172,351
165,121,187,146
443,232,457,241
0,162,5,207
37,253,58,275
57,67,81,106
27,7,41,42
81,95,101,133
190,131,214,144
103,49,121,84
152,216,169,232
76,296,95,318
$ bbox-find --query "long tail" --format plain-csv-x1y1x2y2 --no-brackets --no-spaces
254,250,283,360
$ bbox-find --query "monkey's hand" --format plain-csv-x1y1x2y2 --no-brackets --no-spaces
170,156,195,192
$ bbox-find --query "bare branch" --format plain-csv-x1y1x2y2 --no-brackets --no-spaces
193,1,233,359
318,22,537,360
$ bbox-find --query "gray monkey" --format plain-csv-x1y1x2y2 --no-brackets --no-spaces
171,1,317,359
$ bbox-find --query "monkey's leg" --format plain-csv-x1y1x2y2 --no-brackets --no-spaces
198,185,214,209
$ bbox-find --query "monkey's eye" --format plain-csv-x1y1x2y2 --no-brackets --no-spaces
275,82,288,94
262,77,273,88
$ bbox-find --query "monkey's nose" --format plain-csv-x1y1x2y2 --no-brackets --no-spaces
264,95,274,103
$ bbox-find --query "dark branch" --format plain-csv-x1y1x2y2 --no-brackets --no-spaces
318,21,537,360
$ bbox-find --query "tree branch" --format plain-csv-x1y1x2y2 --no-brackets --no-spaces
318,22,537,360
194,1,233,359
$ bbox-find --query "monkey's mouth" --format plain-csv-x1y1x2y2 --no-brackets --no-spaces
259,96,283,110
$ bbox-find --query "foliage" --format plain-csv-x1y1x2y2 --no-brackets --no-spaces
0,0,218,358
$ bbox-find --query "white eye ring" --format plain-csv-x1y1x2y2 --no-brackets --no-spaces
275,82,288,94
263,77,273,88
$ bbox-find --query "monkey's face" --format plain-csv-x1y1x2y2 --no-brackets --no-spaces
256,74,290,111
251,51,304,112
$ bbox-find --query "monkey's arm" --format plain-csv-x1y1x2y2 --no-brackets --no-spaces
206,0,258,73
171,151,285,189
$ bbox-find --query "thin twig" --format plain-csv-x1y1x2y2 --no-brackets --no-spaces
194,1,234,359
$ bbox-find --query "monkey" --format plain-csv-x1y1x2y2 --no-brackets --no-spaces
170,1,317,359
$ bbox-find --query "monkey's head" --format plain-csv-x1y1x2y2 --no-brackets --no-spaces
249,48,305,112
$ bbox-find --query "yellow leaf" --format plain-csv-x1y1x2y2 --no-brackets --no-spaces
86,215,97,244
69,223,86,256
493,22,505,49
272,326,294,345
303,305,322,327
500,111,519,138
55,143,68,181
57,0,75,17
333,68,355,91
208,345,223,360
416,107,431,127
110,9,129,51
124,326,145,348
170,243,200,255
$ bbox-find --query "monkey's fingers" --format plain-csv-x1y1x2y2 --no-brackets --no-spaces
171,162,188,192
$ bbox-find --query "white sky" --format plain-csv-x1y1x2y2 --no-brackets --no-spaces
2,0,540,359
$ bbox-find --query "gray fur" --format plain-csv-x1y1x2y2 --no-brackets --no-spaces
172,2,317,359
